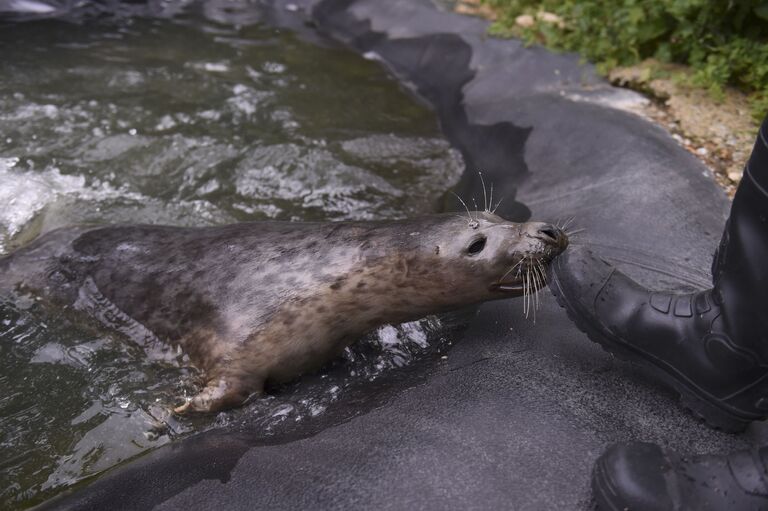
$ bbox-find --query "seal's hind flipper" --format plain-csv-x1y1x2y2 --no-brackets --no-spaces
174,375,263,414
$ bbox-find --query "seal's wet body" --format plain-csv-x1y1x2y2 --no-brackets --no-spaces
1,213,567,412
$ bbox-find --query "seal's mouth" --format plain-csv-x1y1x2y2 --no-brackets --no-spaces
490,273,549,296
491,282,532,295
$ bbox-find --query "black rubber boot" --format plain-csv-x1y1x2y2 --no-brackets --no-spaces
549,119,768,432
592,441,768,510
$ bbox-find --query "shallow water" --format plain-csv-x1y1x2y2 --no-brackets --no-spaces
0,11,464,508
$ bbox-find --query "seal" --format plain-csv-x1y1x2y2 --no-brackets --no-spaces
0,212,567,412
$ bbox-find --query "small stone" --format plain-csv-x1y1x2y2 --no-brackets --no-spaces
728,171,742,182
515,14,534,28
696,147,708,156
537,11,564,27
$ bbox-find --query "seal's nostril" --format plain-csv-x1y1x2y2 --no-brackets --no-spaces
538,225,560,242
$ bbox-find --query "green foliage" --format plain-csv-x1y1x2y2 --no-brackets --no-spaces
485,0,768,120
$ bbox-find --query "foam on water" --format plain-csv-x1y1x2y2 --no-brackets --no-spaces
0,158,229,253
0,158,92,253
0,0,56,13
223,316,454,434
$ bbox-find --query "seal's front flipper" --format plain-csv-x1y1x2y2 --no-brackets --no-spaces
174,376,263,414
75,276,174,361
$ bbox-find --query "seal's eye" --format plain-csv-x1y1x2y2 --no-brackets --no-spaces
467,236,487,255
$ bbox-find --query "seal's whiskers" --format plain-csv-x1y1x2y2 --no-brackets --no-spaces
450,191,476,223
521,259,549,323
489,182,494,214
535,261,546,310
525,265,533,319
472,196,480,216
491,195,505,214
476,171,506,215
522,266,528,318
531,267,538,323
498,255,525,284
558,216,576,231
533,263,544,323
498,264,517,284
479,171,489,212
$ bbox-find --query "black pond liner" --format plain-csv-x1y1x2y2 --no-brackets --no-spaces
36,0,768,509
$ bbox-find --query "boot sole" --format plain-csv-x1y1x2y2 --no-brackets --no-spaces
549,272,753,433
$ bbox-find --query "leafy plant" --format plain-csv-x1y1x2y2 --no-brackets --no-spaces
485,0,768,120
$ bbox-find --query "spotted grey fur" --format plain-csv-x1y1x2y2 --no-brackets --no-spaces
0,213,567,412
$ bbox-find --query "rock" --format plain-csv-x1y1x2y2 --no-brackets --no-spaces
515,14,534,28
537,11,564,28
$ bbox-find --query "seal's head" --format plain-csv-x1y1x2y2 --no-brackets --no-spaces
364,211,569,317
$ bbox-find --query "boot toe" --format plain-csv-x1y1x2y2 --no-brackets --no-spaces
592,442,675,511
549,245,615,321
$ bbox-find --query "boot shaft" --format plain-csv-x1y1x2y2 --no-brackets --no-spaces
713,118,768,358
